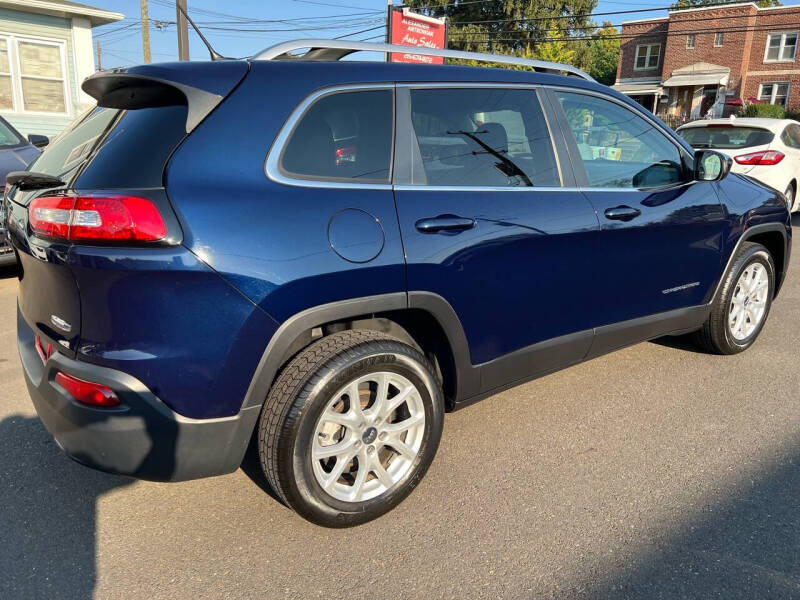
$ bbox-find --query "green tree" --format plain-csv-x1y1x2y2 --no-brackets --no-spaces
586,21,619,85
533,26,576,63
406,0,598,60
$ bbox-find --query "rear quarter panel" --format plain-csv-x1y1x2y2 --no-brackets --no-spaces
164,62,407,323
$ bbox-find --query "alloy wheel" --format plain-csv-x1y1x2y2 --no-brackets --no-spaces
311,372,426,503
729,262,769,341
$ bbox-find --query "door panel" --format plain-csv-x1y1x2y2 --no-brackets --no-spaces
580,186,725,325
393,86,600,366
551,88,726,327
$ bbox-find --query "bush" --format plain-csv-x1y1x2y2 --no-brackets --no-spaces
740,103,785,119
785,108,800,122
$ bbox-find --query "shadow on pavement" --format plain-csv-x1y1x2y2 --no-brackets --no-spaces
0,414,133,599
239,437,284,505
649,333,709,354
575,439,800,599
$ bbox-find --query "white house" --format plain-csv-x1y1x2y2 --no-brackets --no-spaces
0,0,123,137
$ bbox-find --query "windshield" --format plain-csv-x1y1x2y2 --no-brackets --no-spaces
678,126,774,149
0,118,22,148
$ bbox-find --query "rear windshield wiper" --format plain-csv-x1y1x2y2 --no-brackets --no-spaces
6,171,65,190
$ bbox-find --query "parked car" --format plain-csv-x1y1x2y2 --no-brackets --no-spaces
676,118,800,213
6,40,791,527
0,116,46,266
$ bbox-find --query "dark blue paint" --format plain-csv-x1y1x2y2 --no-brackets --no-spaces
68,245,278,418
327,208,386,263
396,189,599,364
8,58,792,423
583,183,727,325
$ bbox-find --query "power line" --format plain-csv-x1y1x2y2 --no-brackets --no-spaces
450,7,800,36
335,25,387,40
447,19,800,44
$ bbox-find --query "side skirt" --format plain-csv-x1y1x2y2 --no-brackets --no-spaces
452,304,710,411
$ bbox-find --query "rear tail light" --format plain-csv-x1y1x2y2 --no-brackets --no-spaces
55,371,121,408
29,195,167,242
734,150,785,166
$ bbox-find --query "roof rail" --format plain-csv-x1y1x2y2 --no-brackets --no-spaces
252,39,594,81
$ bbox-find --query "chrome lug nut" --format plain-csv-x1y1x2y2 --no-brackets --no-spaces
379,431,387,441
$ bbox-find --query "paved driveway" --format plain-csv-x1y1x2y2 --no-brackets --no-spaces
1,219,798,599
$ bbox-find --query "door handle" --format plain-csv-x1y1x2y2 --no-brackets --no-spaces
604,205,641,222
415,215,476,233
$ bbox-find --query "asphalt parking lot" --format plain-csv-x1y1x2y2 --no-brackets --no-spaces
1,219,798,600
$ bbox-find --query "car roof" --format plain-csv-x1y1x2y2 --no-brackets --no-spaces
677,118,797,132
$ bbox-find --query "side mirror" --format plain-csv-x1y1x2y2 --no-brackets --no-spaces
27,134,49,149
694,150,731,182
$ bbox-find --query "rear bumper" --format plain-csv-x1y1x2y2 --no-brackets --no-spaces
18,306,261,482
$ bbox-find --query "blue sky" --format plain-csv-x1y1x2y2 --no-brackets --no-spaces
92,0,680,69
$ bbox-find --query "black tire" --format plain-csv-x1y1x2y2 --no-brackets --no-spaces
693,242,775,354
784,183,796,214
257,330,444,527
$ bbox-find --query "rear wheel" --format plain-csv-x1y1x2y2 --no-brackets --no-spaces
693,242,774,354
258,330,444,527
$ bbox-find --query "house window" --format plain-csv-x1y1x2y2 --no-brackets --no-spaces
687,34,696,49
758,82,790,107
635,44,661,70
0,38,12,110
714,32,724,47
18,41,66,113
765,32,798,62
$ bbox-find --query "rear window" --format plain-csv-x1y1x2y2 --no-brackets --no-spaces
677,126,774,149
26,103,188,189
279,89,393,184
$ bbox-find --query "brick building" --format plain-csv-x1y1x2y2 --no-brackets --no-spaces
613,2,800,123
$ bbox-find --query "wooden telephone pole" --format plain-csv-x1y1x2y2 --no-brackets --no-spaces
96,39,102,70
176,0,189,61
140,0,151,63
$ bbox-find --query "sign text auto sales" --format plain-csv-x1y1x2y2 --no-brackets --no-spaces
389,7,447,64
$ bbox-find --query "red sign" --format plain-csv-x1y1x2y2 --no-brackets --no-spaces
389,8,446,64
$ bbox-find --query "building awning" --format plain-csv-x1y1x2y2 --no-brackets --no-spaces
662,72,729,87
612,83,662,95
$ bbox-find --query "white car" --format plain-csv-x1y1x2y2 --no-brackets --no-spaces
676,118,800,213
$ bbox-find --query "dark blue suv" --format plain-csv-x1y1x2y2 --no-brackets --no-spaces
6,41,791,527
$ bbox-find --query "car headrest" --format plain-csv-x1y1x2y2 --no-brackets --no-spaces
479,122,509,154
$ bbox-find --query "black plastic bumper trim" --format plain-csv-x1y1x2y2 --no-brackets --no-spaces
18,306,259,482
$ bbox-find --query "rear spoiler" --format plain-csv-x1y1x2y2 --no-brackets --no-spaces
81,61,248,133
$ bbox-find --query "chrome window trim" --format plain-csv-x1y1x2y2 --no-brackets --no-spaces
394,185,571,193
265,83,395,191
393,183,696,193
266,81,696,193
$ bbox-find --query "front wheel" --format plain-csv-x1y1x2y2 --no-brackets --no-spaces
693,242,775,354
258,330,444,527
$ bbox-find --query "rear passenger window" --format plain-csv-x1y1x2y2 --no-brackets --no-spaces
409,88,560,187
280,89,393,183
555,91,684,189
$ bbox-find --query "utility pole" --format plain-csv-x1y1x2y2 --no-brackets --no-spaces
140,0,151,63
176,0,189,61
96,38,102,70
